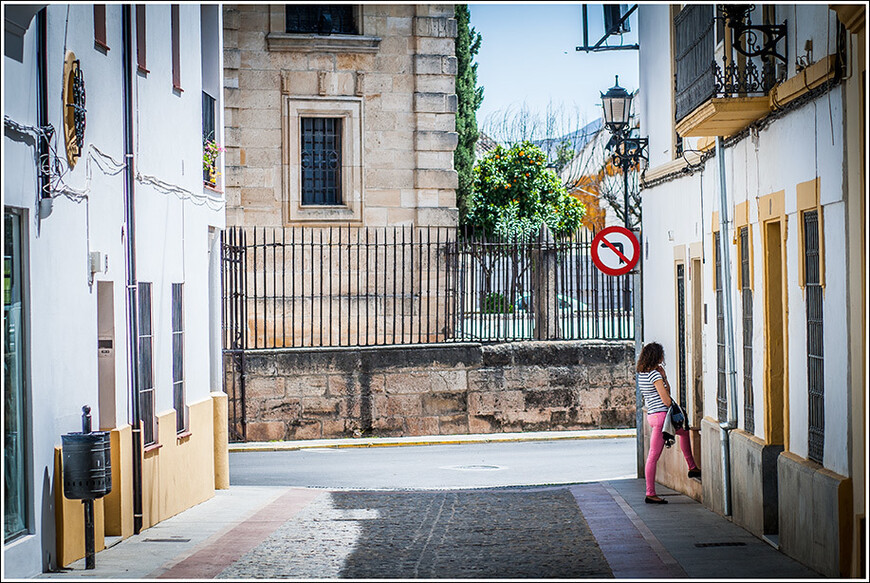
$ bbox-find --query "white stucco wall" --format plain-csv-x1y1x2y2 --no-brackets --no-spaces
3,5,224,577
637,4,675,169
637,4,853,480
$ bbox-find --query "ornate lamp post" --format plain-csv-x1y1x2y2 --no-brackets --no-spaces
600,76,648,229
601,76,649,479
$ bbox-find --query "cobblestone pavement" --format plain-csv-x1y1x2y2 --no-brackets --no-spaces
48,480,822,579
217,488,611,579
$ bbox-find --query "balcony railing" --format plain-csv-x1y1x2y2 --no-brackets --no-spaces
675,4,787,126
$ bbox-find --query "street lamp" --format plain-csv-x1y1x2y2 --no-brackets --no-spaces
601,75,633,135
601,76,648,480
600,76,648,229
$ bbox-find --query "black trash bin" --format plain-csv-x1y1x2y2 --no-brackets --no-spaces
61,431,112,500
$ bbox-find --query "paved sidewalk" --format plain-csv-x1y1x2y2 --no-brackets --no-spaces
228,428,638,452
41,478,820,579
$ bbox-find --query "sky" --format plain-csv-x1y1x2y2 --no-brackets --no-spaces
468,3,640,138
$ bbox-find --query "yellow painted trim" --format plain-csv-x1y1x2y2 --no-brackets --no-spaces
757,190,785,223
212,392,230,489
735,201,750,228
104,425,133,538
770,55,838,110
673,243,686,261
796,178,826,290
833,4,866,33
710,212,720,293
55,447,106,567
675,96,771,138
760,217,789,449
688,241,702,259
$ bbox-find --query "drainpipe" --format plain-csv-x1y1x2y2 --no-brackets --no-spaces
121,4,143,535
715,136,740,516
36,7,52,219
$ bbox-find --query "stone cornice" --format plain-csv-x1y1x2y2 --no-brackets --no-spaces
265,33,381,54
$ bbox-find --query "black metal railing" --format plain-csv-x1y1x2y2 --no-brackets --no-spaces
675,4,787,123
221,225,634,350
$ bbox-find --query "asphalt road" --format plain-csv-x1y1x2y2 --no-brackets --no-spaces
228,437,637,489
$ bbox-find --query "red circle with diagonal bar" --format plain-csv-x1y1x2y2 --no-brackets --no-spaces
591,226,640,276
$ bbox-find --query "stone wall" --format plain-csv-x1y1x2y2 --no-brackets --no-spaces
235,340,636,441
223,4,458,228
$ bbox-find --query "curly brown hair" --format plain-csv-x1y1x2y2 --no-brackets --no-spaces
636,342,664,372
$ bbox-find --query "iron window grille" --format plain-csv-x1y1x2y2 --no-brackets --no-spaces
301,117,342,206
715,232,727,423
172,283,186,433
740,227,755,434
804,210,824,463
202,91,216,184
285,5,356,35
138,282,156,446
676,263,687,408
674,4,715,123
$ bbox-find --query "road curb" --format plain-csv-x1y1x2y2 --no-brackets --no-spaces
228,429,637,452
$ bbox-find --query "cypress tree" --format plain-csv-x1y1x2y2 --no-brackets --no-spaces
454,5,483,225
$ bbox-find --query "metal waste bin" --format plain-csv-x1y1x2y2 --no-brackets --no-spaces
61,431,112,500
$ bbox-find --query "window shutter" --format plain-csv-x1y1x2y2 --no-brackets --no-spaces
94,5,108,51
136,5,147,73
171,5,181,91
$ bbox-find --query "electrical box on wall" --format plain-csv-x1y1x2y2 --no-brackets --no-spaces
98,337,113,358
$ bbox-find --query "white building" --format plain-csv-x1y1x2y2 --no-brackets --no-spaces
3,4,227,577
636,4,865,577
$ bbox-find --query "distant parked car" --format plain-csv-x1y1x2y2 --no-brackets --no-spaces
515,293,589,313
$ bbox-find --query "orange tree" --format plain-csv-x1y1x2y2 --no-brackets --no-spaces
465,141,585,241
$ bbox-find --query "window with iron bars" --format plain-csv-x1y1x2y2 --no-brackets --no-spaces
301,117,342,206
715,232,727,422
138,282,156,446
740,227,755,434
286,5,356,35
804,210,824,463
172,283,186,433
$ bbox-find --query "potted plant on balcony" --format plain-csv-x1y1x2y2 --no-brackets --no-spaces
203,139,224,187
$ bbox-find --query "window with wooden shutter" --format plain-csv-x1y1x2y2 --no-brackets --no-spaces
94,5,109,51
171,5,181,91
136,4,148,73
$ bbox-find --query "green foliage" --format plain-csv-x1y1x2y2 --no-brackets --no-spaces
466,141,585,240
454,5,484,224
481,292,513,314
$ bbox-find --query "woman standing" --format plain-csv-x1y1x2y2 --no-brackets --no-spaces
637,341,701,504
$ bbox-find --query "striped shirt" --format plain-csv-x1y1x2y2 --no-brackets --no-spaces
638,369,669,414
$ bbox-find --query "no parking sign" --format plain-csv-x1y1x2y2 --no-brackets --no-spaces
591,226,640,276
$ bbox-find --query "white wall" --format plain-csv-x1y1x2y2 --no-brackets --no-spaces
637,4,675,169
637,4,852,478
2,5,224,577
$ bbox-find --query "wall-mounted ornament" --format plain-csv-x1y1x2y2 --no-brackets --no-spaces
63,51,87,168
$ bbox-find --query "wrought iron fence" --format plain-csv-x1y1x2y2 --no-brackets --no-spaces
222,225,634,350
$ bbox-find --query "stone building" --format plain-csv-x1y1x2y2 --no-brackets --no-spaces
222,4,459,228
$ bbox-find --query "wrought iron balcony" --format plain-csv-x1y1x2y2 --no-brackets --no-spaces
674,4,787,138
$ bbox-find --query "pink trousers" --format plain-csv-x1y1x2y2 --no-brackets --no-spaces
645,411,698,496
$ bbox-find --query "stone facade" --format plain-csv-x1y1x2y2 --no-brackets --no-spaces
223,5,458,228
233,340,636,441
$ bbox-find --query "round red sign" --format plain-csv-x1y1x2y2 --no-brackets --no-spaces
591,226,640,276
